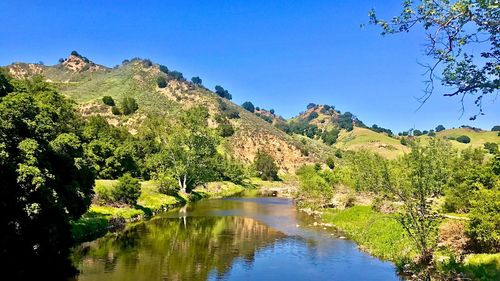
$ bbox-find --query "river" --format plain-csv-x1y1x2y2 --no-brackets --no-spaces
71,193,401,280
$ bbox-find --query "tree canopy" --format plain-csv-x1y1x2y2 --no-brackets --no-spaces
370,1,499,119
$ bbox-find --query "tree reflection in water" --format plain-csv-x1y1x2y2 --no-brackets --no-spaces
72,216,286,281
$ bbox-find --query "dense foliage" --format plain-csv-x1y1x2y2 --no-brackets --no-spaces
0,77,95,278
253,150,278,181
121,97,138,115
215,85,232,100
102,95,115,106
241,101,255,113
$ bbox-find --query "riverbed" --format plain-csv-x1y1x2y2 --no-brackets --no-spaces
71,193,401,280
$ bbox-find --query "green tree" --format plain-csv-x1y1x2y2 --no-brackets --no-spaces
214,85,232,100
148,107,220,193
191,76,202,85
370,1,499,119
0,68,14,97
102,95,115,106
296,165,334,209
0,78,94,278
492,125,500,132
156,76,167,88
113,173,141,205
456,135,471,143
121,97,138,115
484,142,499,154
467,187,500,253
436,125,446,132
241,101,255,113
384,140,452,266
253,150,279,181
326,156,335,169
321,128,340,145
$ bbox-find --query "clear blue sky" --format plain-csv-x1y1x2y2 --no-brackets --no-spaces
1,0,498,132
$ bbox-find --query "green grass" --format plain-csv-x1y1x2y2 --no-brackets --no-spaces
460,253,500,281
322,206,416,262
335,127,408,159
193,181,245,198
435,128,500,148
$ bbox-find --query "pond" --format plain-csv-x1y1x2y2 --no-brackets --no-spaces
71,194,401,281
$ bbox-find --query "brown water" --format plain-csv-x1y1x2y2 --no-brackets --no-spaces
71,194,401,281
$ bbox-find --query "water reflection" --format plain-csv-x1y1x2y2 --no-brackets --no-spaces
72,196,401,281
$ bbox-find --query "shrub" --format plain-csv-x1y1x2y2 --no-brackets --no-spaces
335,150,343,158
225,109,240,119
159,64,169,74
467,188,500,253
142,59,153,68
307,103,316,109
102,96,115,106
156,76,167,88
491,125,500,132
169,70,185,81
111,106,121,115
241,101,255,113
191,76,202,85
400,138,408,146
253,150,278,181
218,123,235,137
326,157,335,169
214,85,232,100
121,97,138,115
456,135,471,144
436,125,446,132
296,165,333,209
484,142,499,154
270,109,275,114
113,173,141,205
307,111,319,121
158,173,179,196
321,128,339,145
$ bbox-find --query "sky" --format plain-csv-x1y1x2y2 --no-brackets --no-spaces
0,0,498,133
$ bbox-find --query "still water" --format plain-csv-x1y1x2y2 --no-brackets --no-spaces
71,194,400,281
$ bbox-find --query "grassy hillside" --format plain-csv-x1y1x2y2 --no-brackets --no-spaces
5,54,332,172
436,128,500,148
335,127,407,159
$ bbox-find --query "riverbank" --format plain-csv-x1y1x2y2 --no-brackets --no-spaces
71,180,246,243
320,206,500,280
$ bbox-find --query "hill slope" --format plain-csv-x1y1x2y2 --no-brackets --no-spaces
5,54,332,173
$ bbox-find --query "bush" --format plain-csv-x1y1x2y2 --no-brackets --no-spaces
158,173,179,196
456,135,471,144
191,76,202,85
308,111,319,121
326,157,335,169
169,70,185,81
156,76,167,88
159,64,169,74
484,142,499,154
111,106,121,115
400,138,408,146
253,150,278,181
296,165,334,209
241,101,255,113
436,125,446,132
142,59,153,68
214,85,232,100
113,174,141,205
102,96,115,106
335,150,343,158
491,125,500,132
467,188,500,253
218,123,235,137
121,97,138,115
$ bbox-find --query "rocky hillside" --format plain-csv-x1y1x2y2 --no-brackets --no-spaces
4,53,332,173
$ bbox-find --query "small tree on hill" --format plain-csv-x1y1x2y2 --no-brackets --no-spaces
241,101,255,113
191,76,202,86
253,150,279,181
492,125,500,132
435,125,446,132
102,96,115,106
215,85,232,100
156,76,167,88
121,97,138,115
456,135,471,144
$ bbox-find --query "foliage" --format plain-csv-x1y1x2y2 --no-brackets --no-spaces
156,76,167,88
241,101,255,113
321,128,340,145
436,125,446,132
0,77,95,277
253,150,278,181
484,142,499,154
169,70,185,81
307,103,316,109
326,156,335,169
214,85,232,100
145,107,220,193
0,68,14,97
121,97,138,115
413,129,423,136
370,1,499,119
102,96,115,106
296,165,334,209
491,125,500,132
456,135,471,144
191,76,202,86
159,64,169,74
111,106,121,115
112,173,141,205
338,112,357,131
307,111,319,121
467,188,500,253
371,124,393,135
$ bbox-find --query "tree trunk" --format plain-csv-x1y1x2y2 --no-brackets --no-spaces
178,176,187,194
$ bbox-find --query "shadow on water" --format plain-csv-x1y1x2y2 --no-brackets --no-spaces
70,196,402,281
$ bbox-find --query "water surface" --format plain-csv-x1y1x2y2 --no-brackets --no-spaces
72,195,400,280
